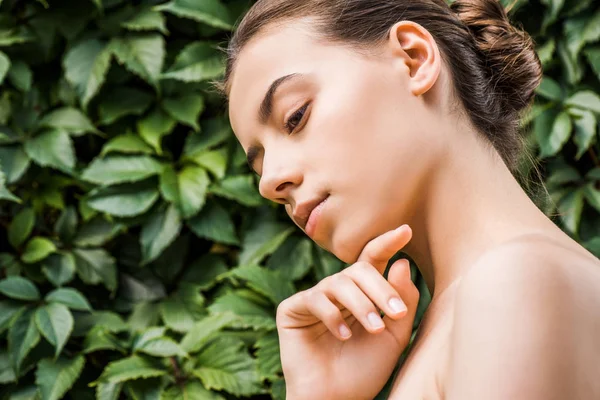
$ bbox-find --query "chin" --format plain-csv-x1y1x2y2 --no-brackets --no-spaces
328,230,365,265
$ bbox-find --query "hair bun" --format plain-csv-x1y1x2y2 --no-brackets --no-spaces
450,0,542,113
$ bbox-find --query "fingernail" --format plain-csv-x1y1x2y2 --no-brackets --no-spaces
367,312,385,329
396,224,408,232
388,297,407,314
339,324,352,338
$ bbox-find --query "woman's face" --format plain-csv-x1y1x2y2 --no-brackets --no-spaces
228,20,445,263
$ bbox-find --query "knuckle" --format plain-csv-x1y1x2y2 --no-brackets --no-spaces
345,261,371,277
322,307,341,323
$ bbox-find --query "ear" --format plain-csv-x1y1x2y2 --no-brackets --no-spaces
387,21,441,96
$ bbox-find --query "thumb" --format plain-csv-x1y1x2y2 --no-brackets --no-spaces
381,258,420,346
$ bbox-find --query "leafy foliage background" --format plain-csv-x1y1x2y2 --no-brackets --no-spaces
0,0,598,399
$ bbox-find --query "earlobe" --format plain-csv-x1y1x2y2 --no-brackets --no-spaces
387,21,441,97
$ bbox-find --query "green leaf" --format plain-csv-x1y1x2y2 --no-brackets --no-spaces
96,382,123,400
24,129,75,172
63,39,112,108
0,50,9,85
187,148,227,180
42,252,76,287
537,109,572,158
541,0,565,32
86,182,160,217
0,145,30,183
161,41,225,82
570,108,597,160
585,47,600,82
0,276,40,301
74,311,128,337
313,245,343,280
557,189,585,233
54,207,78,245
8,207,35,248
94,355,166,384
35,303,74,358
536,38,556,66
159,284,207,333
73,248,117,292
208,291,276,331
21,237,57,264
564,10,600,58
0,184,20,203
193,337,262,397
179,253,228,291
239,216,294,265
161,381,224,400
180,312,239,353
140,204,182,264
209,175,263,207
565,91,600,113
136,107,176,154
7,60,32,92
179,165,211,218
155,0,233,30
39,107,99,136
188,200,238,245
586,168,600,181
73,216,125,247
100,132,154,156
557,39,583,85
162,94,205,130
159,165,210,219
108,34,165,86
228,264,295,305
535,76,563,101
35,356,85,400
267,235,314,281
45,288,92,311
125,378,163,400
83,326,125,354
6,385,40,400
0,300,26,334
82,155,164,185
97,87,153,125
584,183,600,212
134,333,187,358
8,309,40,375
0,350,16,384
122,8,167,34
255,332,281,380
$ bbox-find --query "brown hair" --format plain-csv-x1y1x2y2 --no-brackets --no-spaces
213,0,542,173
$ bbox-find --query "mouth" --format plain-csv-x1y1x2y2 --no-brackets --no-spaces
293,194,330,232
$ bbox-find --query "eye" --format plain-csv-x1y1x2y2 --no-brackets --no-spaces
284,102,309,134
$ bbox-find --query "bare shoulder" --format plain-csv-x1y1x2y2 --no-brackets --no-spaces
456,232,600,307
445,234,600,400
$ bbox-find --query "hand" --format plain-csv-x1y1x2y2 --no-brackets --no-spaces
276,225,419,400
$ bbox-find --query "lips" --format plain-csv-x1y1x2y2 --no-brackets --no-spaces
293,194,329,231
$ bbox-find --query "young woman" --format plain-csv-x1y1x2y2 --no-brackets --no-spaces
214,0,600,398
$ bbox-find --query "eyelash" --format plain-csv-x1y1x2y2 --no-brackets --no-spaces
284,102,309,134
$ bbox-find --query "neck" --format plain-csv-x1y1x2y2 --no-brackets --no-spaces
403,127,562,303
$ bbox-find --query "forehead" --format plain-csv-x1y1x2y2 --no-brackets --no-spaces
227,20,326,141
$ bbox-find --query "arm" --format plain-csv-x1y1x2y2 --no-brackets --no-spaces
445,247,584,400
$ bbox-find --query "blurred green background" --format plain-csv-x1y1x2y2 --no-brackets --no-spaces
0,0,598,399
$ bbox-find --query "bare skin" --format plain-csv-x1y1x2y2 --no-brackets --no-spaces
227,17,600,400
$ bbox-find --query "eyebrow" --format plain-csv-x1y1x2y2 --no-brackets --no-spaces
247,72,303,173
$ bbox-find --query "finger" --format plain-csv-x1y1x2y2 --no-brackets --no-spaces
343,261,408,320
303,290,355,340
381,259,420,345
356,224,412,274
318,274,387,335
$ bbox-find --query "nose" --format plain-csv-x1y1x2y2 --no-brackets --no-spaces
258,153,303,203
